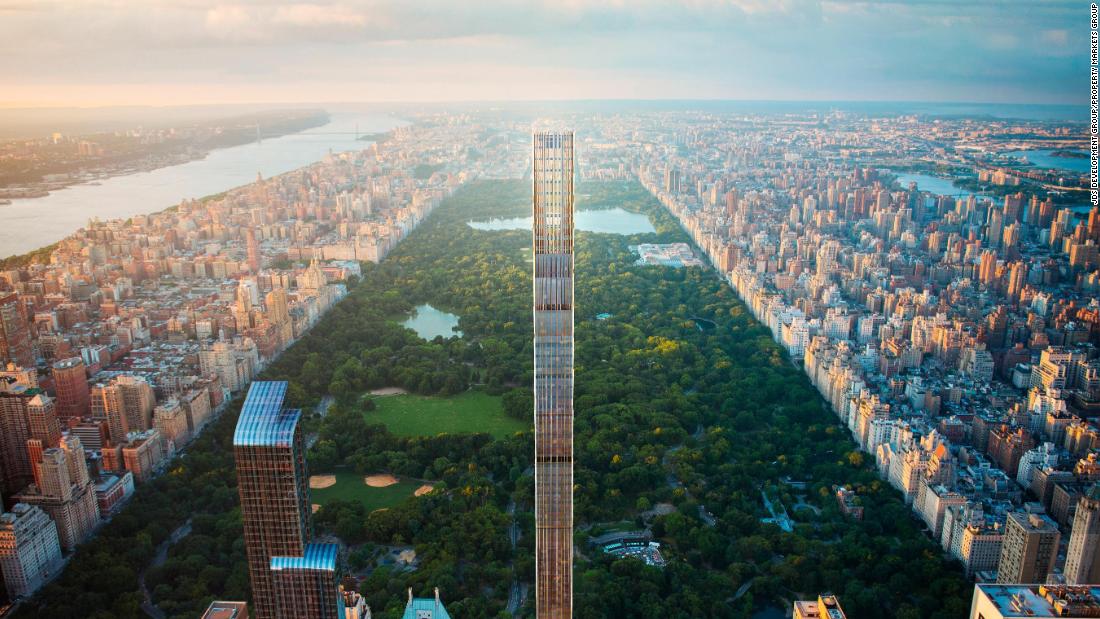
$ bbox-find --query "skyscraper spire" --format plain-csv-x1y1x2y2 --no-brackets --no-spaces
532,130,575,619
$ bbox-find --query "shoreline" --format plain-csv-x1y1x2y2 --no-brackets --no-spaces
1,112,404,259
0,111,331,201
5,118,465,616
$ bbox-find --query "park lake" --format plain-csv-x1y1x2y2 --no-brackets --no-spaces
401,304,461,340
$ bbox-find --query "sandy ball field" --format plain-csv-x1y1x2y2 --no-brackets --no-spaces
651,502,676,516
364,474,399,487
369,387,408,396
311,504,321,513
309,475,336,489
414,484,435,497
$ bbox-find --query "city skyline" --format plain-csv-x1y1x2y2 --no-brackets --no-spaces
0,101,1096,617
0,0,1094,611
0,113,487,616
0,1,1087,107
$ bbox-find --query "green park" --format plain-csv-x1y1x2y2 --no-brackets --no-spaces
14,179,971,619
309,470,428,512
362,390,528,439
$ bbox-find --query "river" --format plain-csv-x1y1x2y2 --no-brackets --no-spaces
0,113,406,256
1003,149,1090,174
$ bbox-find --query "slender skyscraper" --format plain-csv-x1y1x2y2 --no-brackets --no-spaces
532,130,574,618
234,381,341,619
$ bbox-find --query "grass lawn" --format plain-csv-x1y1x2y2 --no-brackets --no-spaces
364,390,528,439
310,470,421,512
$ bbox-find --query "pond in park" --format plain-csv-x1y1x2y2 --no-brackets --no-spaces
692,317,717,331
402,304,461,339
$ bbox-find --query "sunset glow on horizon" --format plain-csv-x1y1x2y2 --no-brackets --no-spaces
0,0,1087,107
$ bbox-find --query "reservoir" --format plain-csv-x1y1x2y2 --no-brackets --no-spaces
893,172,974,197
894,168,1091,214
0,113,405,256
468,207,656,234
1004,149,1090,174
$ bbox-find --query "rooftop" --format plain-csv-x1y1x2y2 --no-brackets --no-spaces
94,474,127,492
975,584,1100,618
52,357,84,370
200,600,249,619
402,589,452,619
794,594,847,619
794,600,819,617
233,381,300,447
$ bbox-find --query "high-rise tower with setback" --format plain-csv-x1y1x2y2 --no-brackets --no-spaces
233,381,342,619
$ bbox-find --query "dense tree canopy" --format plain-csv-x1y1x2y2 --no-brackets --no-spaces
13,180,968,619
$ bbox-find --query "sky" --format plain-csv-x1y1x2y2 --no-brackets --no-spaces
0,0,1088,107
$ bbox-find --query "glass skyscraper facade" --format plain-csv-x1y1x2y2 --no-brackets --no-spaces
234,381,340,619
270,543,344,619
532,130,574,619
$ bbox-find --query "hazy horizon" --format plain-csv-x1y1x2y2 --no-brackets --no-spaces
0,98,1085,140
0,97,1089,110
0,1,1087,108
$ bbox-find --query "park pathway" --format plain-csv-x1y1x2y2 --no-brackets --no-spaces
505,499,527,615
139,518,192,619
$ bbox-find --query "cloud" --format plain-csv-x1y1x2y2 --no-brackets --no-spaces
1041,29,1069,46
0,1,47,11
272,3,368,27
204,4,254,35
201,2,373,42
984,32,1019,51
0,0,1087,106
